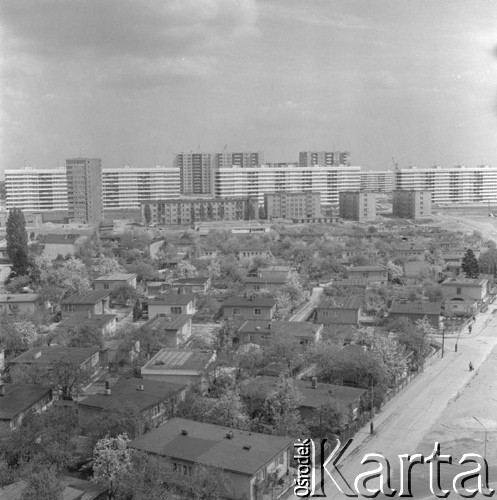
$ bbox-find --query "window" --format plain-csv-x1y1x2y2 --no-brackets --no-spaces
171,306,182,315
279,452,285,465
254,284,260,291
254,308,262,316
456,287,462,295
103,283,109,290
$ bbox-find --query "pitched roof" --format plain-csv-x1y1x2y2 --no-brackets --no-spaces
332,278,369,287
0,294,38,304
57,314,116,330
10,346,99,366
79,377,186,412
347,265,386,273
149,293,195,306
318,296,362,310
389,300,441,316
130,417,293,476
94,273,137,282
441,277,488,287
238,320,321,339
145,314,191,332
141,349,214,373
222,296,276,308
61,290,111,305
244,276,287,285
40,234,80,245
0,384,52,420
172,277,209,285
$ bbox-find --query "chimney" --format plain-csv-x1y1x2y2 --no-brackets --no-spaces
0,383,4,397
181,429,188,436
104,380,111,396
311,377,318,389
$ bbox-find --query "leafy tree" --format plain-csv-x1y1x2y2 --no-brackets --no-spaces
6,207,29,276
125,261,158,282
92,256,124,277
212,320,242,354
264,375,305,437
133,299,143,321
307,401,347,440
424,283,443,302
110,283,138,305
478,247,497,275
92,434,132,500
266,331,305,375
48,359,92,400
0,316,39,357
21,464,63,500
86,405,144,442
66,324,104,348
274,291,292,319
235,343,264,377
144,204,152,224
37,284,65,313
50,257,91,297
386,261,405,284
5,275,32,294
461,249,480,279
178,465,233,500
174,260,197,279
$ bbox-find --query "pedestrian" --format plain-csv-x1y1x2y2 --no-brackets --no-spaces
469,325,472,334
469,362,474,371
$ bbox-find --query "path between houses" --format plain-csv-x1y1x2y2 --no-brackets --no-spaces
289,287,323,322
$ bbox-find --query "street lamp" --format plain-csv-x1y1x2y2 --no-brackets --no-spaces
473,416,487,460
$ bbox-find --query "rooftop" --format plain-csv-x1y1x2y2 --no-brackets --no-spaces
332,278,369,287
79,377,186,412
222,296,276,308
0,294,38,304
94,273,137,282
259,265,291,273
0,384,52,420
238,320,321,339
346,265,386,273
441,277,488,287
57,314,116,330
172,277,210,285
392,243,425,252
389,300,441,316
40,234,81,245
130,417,293,476
244,276,287,285
61,290,111,305
141,349,214,373
10,345,99,366
145,314,191,332
0,480,83,500
318,296,362,310
149,293,195,306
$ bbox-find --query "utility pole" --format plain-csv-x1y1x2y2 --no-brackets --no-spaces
441,329,445,358
370,376,374,434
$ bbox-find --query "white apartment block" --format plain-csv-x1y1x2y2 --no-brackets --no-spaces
5,168,68,211
213,164,361,206
102,166,180,209
395,165,497,204
360,170,394,192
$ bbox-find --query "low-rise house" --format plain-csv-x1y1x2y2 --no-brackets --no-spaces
331,278,369,291
148,238,165,259
171,277,211,294
236,320,323,347
315,297,362,325
403,261,431,283
56,314,117,338
238,248,272,260
388,300,441,329
130,417,293,500
100,338,140,368
0,480,86,500
9,346,101,379
61,290,112,318
240,376,367,423
94,273,137,291
441,277,488,302
148,293,196,319
78,377,187,432
345,265,387,284
444,297,478,316
258,265,292,281
40,233,85,259
141,348,215,389
392,242,425,260
221,296,276,321
0,383,53,436
0,294,39,315
243,275,287,294
195,249,218,260
145,281,170,298
143,314,192,348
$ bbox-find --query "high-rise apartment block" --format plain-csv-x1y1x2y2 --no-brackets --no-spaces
141,197,258,225
394,165,497,204
214,152,263,168
339,191,377,221
392,190,432,219
175,153,214,195
66,158,103,224
213,164,361,206
5,168,68,211
264,192,322,220
102,166,180,209
299,151,351,167
360,170,394,192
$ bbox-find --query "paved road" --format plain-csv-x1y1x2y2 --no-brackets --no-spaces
287,303,497,499
289,287,323,322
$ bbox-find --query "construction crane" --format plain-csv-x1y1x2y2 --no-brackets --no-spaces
391,156,399,169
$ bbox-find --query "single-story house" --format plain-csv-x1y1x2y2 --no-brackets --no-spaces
61,290,112,318
243,275,287,294
221,296,276,321
441,277,488,302
388,300,441,329
145,281,170,298
331,278,369,291
0,294,39,315
403,261,431,283
315,297,362,325
195,249,218,260
0,383,53,436
130,417,293,500
94,273,137,291
444,296,478,316
78,377,187,432
171,277,211,294
345,265,388,284
141,349,215,390
100,338,140,367
143,314,192,348
257,265,292,281
236,320,323,347
56,313,117,338
148,293,196,319
40,233,84,259
238,248,272,261
392,243,425,260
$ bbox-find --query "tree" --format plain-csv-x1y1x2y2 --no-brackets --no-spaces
274,291,293,319
5,275,32,294
6,207,29,276
48,359,92,400
478,247,497,275
110,283,138,305
179,465,232,500
174,260,197,279
266,331,305,375
133,299,143,321
235,343,264,377
386,261,405,284
21,465,63,500
92,256,124,277
461,249,480,279
264,375,305,437
0,316,39,357
92,434,132,500
67,324,104,348
50,257,91,297
307,401,346,440
86,405,144,442
144,204,152,225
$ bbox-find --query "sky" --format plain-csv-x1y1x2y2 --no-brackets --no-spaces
1,0,497,172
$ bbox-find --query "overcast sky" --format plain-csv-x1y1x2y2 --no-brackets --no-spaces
1,0,497,172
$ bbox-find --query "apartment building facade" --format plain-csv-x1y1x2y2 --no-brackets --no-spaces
66,158,103,224
264,191,322,219
299,151,351,167
5,168,68,211
394,165,497,204
339,191,377,221
174,153,213,195
141,196,259,225
214,152,263,168
392,190,432,219
360,170,394,192
213,164,361,206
